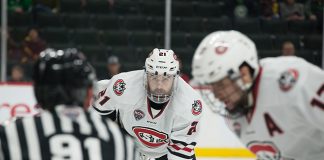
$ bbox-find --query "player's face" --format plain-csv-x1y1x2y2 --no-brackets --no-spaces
147,73,174,96
210,77,246,112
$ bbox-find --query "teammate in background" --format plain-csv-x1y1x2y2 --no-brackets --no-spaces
191,30,324,160
92,48,203,160
0,48,137,160
281,41,296,56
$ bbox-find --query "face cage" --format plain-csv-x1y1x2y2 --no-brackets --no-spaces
144,72,178,104
197,80,251,120
197,85,227,115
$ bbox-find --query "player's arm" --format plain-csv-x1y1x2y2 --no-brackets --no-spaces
300,64,324,132
167,120,200,159
0,126,6,159
91,79,117,117
167,111,202,160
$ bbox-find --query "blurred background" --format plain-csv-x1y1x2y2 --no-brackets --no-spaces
1,0,323,82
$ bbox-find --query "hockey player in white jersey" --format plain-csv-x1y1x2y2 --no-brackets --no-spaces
92,48,203,160
191,30,324,160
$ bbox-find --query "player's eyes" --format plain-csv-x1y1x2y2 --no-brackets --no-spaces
162,77,171,81
148,73,173,82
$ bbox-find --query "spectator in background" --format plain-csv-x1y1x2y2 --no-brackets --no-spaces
8,0,32,13
22,28,47,63
7,29,23,62
305,0,323,32
279,0,305,21
305,0,323,20
107,0,115,8
281,41,296,56
8,65,28,82
225,0,259,18
32,0,60,14
260,0,280,19
106,55,121,79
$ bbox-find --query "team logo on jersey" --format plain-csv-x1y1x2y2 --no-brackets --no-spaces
113,79,126,96
134,109,145,121
192,100,202,116
132,126,169,148
247,141,281,160
278,69,299,92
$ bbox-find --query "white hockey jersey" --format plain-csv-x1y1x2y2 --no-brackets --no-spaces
226,56,324,160
92,70,203,159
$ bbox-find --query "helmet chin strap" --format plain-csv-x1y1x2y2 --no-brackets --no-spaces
247,92,254,107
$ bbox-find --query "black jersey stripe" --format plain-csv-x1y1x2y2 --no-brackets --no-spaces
0,125,10,160
16,118,29,159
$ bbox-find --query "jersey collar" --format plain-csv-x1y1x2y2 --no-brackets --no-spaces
147,98,170,119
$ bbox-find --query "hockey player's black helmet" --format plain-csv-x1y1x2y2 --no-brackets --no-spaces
33,48,97,110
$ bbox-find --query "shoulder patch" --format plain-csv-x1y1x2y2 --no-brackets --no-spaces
113,79,126,96
134,109,145,121
278,69,299,92
192,100,203,116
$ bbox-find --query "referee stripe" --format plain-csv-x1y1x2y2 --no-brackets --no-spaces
41,111,56,136
0,126,9,159
23,117,41,160
35,116,50,159
76,109,92,135
0,134,4,160
90,113,110,141
107,120,125,160
16,119,29,158
55,107,73,133
5,121,22,160
0,109,136,160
